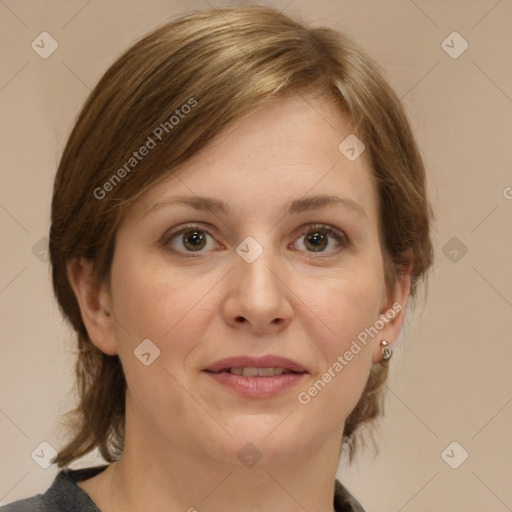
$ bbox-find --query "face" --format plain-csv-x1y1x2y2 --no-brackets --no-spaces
75,93,409,469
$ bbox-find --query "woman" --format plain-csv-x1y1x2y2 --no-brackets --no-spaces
2,5,433,511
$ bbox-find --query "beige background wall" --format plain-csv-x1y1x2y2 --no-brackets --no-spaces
1,1,511,510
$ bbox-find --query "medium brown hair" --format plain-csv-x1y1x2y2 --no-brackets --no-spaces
50,5,433,467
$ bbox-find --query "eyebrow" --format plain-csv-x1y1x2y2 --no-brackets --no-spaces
144,195,230,217
144,193,367,219
288,194,367,218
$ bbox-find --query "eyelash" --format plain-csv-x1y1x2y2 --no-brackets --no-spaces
161,223,350,258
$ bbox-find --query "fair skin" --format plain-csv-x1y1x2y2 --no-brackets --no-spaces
69,93,410,512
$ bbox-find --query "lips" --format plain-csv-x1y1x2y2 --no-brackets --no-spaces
203,355,308,375
203,355,307,398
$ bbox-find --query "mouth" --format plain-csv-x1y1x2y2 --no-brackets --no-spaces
202,355,308,398
203,355,308,375
205,367,304,377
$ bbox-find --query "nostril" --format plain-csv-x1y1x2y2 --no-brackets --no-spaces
235,316,246,323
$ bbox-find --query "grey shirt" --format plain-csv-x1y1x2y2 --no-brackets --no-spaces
1,466,365,511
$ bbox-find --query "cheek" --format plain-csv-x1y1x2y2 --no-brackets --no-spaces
107,251,217,420
303,261,384,355
294,261,384,416
109,249,221,357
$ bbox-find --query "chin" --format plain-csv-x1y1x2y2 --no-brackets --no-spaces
207,417,311,468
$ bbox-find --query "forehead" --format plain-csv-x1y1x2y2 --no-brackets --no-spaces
126,93,379,225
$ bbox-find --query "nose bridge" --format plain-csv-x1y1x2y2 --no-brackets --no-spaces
236,235,282,300
224,234,293,330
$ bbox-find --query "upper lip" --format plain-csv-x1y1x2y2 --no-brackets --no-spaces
203,355,308,374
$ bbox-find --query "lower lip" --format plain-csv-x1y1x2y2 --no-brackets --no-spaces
204,371,306,398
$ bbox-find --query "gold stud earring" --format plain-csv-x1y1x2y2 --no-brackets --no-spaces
380,340,392,362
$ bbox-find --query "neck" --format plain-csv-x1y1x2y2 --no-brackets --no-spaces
96,404,343,512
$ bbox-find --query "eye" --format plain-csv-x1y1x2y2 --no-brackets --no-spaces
162,224,222,256
291,224,349,254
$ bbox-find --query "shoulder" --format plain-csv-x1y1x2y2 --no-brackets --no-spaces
0,495,48,512
334,479,366,512
1,466,108,512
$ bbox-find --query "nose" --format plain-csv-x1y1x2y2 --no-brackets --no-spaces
221,247,293,335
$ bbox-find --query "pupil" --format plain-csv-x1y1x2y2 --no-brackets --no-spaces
184,230,205,251
306,231,327,252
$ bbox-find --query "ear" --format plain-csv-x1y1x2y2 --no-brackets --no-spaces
371,259,412,363
67,257,118,356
